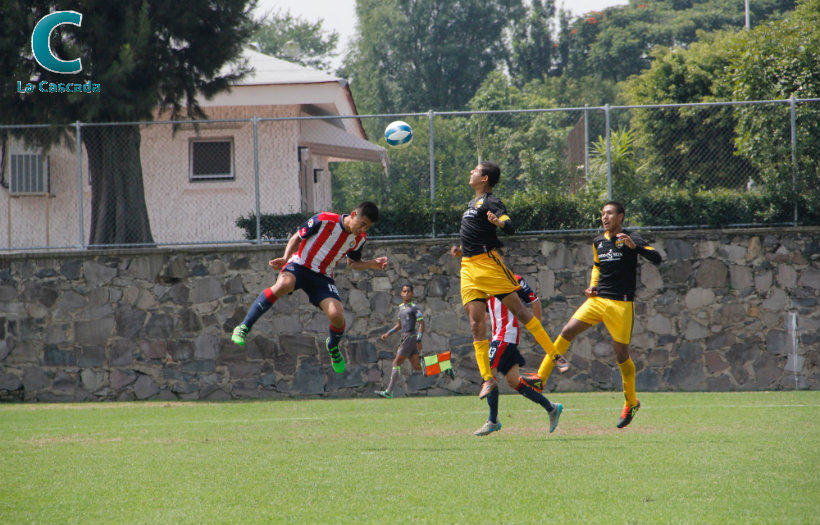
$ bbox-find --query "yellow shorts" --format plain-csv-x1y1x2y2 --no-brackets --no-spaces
573,296,634,345
460,250,521,305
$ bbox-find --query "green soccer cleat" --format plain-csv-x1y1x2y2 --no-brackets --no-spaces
231,324,248,346
375,390,393,399
617,399,640,429
549,403,563,433
473,420,502,436
325,337,346,373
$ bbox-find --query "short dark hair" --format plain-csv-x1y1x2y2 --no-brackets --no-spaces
356,201,379,222
401,283,413,292
603,201,625,216
479,161,501,188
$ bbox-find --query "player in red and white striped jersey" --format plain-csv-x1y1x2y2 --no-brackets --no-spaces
474,276,563,436
231,202,388,374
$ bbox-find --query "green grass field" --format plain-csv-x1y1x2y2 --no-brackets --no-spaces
2,391,818,525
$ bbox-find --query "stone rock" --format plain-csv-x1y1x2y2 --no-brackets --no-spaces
647,315,674,336
761,288,788,311
195,334,220,360
716,304,746,325
745,237,762,261
144,313,174,339
684,288,715,310
665,360,705,389
666,239,694,261
798,268,820,290
327,366,366,390
718,244,746,261
765,330,792,356
347,288,370,314
665,260,693,284
78,346,106,367
730,265,753,291
640,263,663,291
292,357,325,395
109,339,135,367
785,354,805,373
636,368,660,391
0,373,22,391
74,318,115,346
425,275,449,298
22,367,50,392
115,304,147,339
44,346,78,366
777,265,797,289
705,351,729,373
752,353,780,388
84,261,117,287
683,318,709,340
134,375,160,399
159,257,188,283
695,259,727,289
80,369,106,392
190,277,224,304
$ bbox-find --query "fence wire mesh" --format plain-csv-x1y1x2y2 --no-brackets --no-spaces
1,99,816,252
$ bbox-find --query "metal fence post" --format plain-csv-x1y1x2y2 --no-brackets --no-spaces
252,116,261,244
584,104,590,176
605,104,613,200
428,109,436,237
75,121,85,249
789,95,798,226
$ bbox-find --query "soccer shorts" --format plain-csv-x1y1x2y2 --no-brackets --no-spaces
396,333,419,358
460,249,521,305
490,340,526,375
282,262,341,307
572,296,634,345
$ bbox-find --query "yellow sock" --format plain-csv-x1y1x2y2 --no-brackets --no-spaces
554,335,570,356
618,357,638,406
473,340,492,381
524,317,556,356
537,355,555,382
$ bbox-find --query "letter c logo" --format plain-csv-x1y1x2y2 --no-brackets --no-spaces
31,11,83,74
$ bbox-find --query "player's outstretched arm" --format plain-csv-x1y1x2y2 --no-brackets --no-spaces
348,256,388,271
269,231,302,270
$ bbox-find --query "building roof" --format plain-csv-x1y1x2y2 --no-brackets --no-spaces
238,49,346,87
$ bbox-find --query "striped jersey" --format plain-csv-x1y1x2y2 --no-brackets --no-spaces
487,276,537,344
288,212,366,276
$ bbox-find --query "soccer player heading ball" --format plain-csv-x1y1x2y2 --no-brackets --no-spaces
449,161,563,399
231,202,388,374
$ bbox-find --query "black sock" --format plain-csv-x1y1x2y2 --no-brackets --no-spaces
487,388,500,423
516,381,554,412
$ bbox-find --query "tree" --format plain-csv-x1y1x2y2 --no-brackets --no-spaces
341,0,525,114
252,9,339,71
729,0,820,210
622,32,755,190
508,0,556,85
0,0,256,246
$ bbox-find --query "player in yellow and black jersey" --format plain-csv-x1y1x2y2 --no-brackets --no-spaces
449,161,560,400
527,201,662,429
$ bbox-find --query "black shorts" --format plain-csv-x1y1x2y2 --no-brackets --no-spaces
282,262,341,307
489,340,525,375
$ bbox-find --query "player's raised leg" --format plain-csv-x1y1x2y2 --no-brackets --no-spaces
320,297,347,374
232,271,296,346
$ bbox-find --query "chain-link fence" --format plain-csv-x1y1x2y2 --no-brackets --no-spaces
1,98,817,252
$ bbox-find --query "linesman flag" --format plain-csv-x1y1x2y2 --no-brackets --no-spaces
423,352,452,376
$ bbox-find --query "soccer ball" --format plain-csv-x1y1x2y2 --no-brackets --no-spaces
384,120,413,148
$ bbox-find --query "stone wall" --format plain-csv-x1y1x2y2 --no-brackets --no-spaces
1,227,818,401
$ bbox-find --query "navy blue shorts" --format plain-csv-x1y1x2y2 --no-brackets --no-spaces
283,262,341,307
489,340,526,375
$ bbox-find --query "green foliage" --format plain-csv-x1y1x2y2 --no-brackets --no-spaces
508,0,557,85
729,0,820,206
236,212,311,241
342,0,524,114
587,127,646,204
252,9,339,71
622,33,756,191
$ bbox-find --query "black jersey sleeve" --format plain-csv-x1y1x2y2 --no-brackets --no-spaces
630,232,662,265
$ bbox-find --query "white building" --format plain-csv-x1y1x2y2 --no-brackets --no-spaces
1,49,387,249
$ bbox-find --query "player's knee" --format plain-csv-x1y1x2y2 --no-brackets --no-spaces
505,375,519,389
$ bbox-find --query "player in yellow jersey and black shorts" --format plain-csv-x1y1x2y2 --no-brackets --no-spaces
525,201,662,428
449,161,566,399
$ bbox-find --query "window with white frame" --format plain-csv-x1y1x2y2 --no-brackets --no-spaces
189,138,234,181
